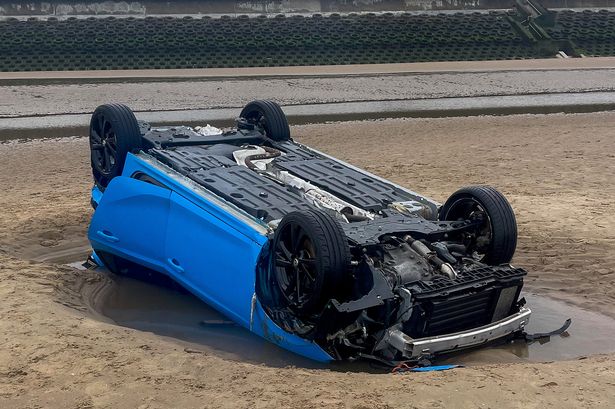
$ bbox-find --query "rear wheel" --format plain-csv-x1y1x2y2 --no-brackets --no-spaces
239,100,291,141
271,210,350,314
439,185,517,265
89,103,141,189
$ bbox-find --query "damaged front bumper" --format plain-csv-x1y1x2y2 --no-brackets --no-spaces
385,306,532,359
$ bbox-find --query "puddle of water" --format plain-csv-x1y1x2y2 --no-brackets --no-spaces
67,261,330,369
440,293,615,365
102,274,330,368
69,260,615,369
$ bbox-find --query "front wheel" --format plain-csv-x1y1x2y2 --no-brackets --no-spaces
439,185,517,265
271,210,350,314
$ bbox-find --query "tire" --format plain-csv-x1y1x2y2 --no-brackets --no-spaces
439,185,517,265
239,100,291,141
89,103,141,189
271,209,350,314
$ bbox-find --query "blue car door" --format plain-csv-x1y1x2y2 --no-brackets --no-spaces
164,192,264,327
88,176,172,273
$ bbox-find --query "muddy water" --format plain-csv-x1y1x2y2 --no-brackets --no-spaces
69,261,615,369
100,274,325,368
442,295,615,365
68,262,327,369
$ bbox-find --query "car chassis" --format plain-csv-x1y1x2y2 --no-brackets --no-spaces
87,101,531,364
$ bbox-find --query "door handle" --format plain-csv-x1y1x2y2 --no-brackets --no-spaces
96,230,119,243
167,258,185,274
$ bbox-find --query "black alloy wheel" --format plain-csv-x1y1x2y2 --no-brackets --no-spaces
89,103,141,189
272,210,350,314
439,185,517,265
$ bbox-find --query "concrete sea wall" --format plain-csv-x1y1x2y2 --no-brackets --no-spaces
2,0,615,17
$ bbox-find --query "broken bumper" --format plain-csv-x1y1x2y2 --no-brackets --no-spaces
387,307,532,359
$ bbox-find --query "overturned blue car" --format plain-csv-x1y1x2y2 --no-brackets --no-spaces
87,101,531,364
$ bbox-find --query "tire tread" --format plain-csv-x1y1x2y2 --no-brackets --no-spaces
240,100,291,141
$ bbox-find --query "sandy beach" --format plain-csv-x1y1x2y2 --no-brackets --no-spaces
1,111,614,408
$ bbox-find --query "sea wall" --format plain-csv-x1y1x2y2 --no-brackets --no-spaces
2,0,614,17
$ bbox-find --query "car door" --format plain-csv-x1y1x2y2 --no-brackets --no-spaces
88,176,171,273
164,191,264,327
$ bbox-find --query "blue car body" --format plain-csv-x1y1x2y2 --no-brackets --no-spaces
89,153,334,361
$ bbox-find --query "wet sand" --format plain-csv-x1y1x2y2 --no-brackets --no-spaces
1,113,615,407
